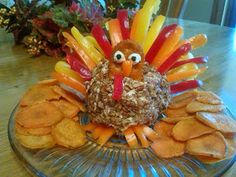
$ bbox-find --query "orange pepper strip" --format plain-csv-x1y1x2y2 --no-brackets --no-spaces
108,19,123,47
124,127,139,148
82,123,98,132
52,72,86,96
151,26,183,68
167,66,208,82
130,10,141,40
133,125,149,148
62,32,96,71
142,125,160,142
97,127,115,146
92,126,104,139
188,34,207,50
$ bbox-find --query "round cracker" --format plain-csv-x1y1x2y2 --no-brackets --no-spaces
186,132,227,159
196,91,222,105
154,121,174,137
16,101,64,128
16,133,55,149
151,137,185,158
169,91,196,109
20,85,60,106
52,118,86,148
196,112,236,134
162,116,194,124
186,101,224,113
37,79,58,85
15,123,51,136
172,118,215,141
166,107,191,117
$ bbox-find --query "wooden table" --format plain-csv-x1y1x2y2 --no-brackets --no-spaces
0,18,236,176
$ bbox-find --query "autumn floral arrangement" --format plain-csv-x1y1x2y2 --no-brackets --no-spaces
0,0,139,57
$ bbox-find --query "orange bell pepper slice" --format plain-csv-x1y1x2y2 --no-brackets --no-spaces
62,32,96,71
97,127,115,146
82,123,98,132
52,72,86,96
124,127,139,148
92,126,104,139
108,19,123,47
142,125,160,142
133,125,149,148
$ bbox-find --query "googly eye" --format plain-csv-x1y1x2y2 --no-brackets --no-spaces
113,51,125,63
128,53,141,65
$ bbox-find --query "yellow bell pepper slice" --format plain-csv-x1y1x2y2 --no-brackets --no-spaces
143,0,161,15
85,35,104,55
62,32,96,71
143,15,166,54
151,26,183,68
71,26,103,64
55,61,85,83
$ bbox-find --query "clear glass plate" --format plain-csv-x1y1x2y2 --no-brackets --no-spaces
8,104,236,177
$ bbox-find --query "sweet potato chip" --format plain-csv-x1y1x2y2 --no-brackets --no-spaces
16,133,55,149
196,137,236,164
151,137,185,158
168,91,196,109
162,116,194,124
186,101,224,113
186,132,227,159
51,99,79,118
20,85,60,106
52,118,86,148
166,107,190,117
52,86,86,112
16,101,64,128
154,121,174,137
196,91,222,105
15,123,51,136
172,119,215,141
196,112,236,134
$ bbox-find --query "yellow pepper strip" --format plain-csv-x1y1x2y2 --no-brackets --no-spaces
71,27,103,64
130,10,141,40
62,32,96,71
188,34,208,50
108,19,123,47
167,66,207,82
55,61,85,83
143,15,166,54
85,35,104,55
143,0,161,15
130,8,153,45
151,26,183,68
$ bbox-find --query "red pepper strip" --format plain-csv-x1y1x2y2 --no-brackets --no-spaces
170,56,208,70
157,43,192,75
112,74,123,101
145,24,177,64
66,52,92,81
170,80,203,94
117,9,130,40
91,24,113,59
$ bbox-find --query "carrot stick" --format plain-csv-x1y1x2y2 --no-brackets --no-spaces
97,127,115,146
167,66,207,82
124,127,139,148
133,125,149,148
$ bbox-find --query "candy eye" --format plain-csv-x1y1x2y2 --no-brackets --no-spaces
128,53,141,65
113,51,125,63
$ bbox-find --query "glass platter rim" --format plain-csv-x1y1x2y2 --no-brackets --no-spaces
8,102,236,177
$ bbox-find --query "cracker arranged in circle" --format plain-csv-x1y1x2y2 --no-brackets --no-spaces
16,133,55,149
15,123,52,136
169,91,196,109
196,112,236,134
151,137,185,158
16,101,64,128
154,121,174,137
186,101,224,113
20,85,60,106
52,118,86,148
162,116,194,124
166,107,190,117
172,119,215,141
51,99,79,118
196,91,222,105
186,132,227,159
37,79,58,86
